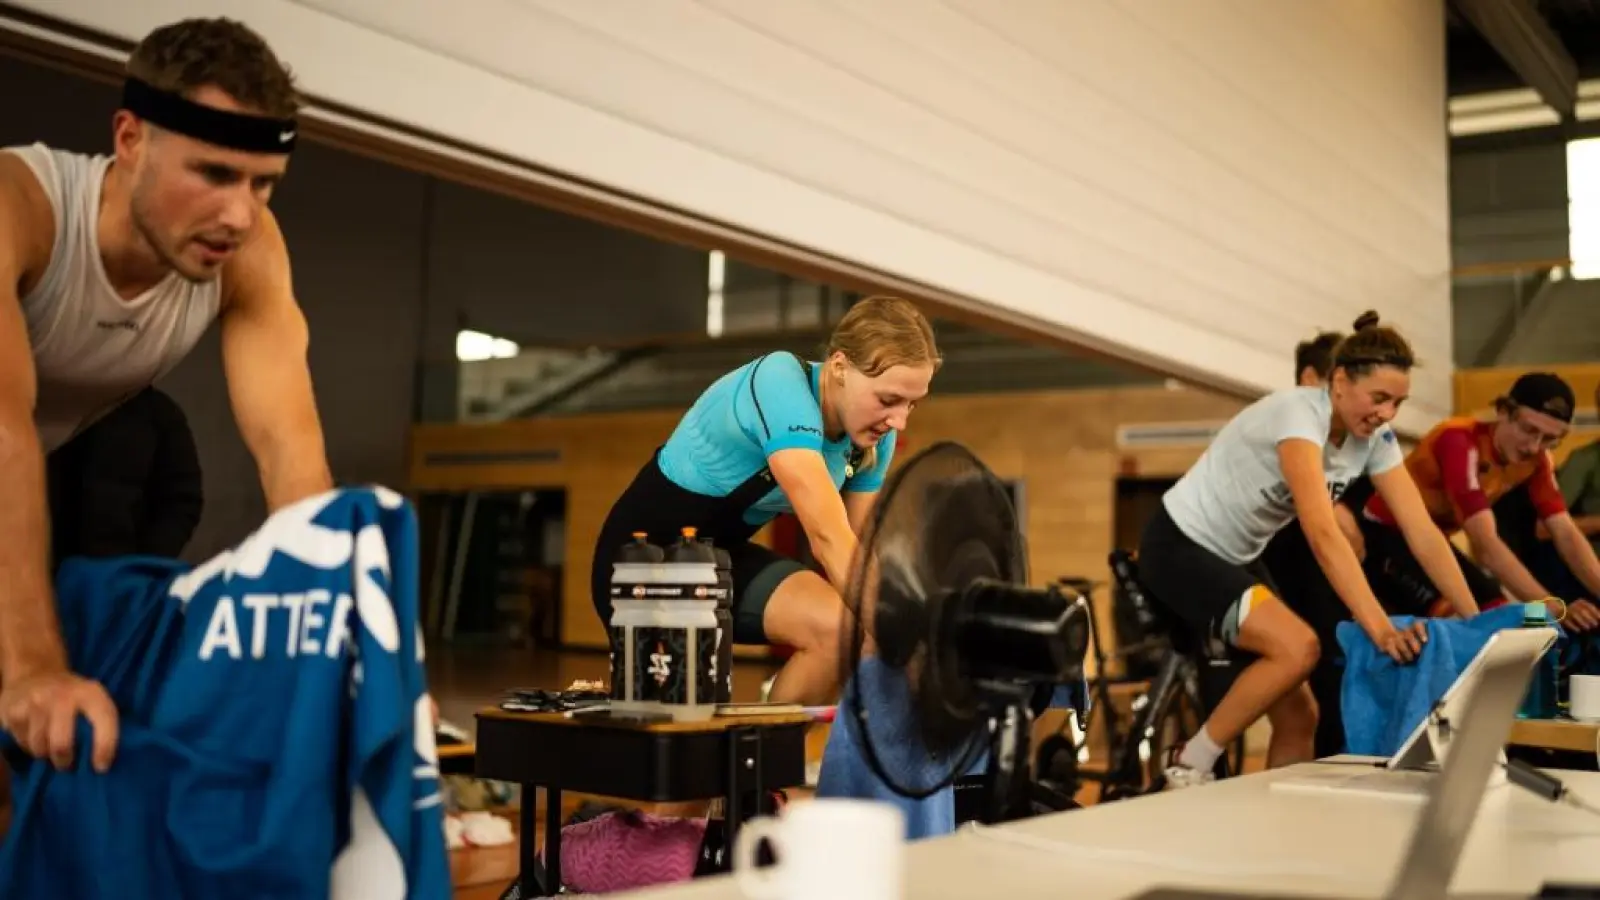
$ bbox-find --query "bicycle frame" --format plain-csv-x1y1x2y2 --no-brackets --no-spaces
1037,574,1243,802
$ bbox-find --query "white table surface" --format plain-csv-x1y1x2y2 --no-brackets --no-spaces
614,758,1600,899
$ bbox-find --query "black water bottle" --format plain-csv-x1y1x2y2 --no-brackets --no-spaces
617,531,665,564
610,532,664,704
712,545,735,703
664,527,721,713
666,527,717,565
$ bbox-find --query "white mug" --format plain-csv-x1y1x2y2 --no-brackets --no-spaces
732,798,906,900
1571,674,1600,721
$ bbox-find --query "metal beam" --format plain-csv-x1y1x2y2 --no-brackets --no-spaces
1476,269,1561,367
494,348,652,419
1453,0,1579,119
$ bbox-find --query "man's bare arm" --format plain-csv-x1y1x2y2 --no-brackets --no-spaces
0,152,118,772
0,155,60,683
220,208,332,512
1461,510,1551,603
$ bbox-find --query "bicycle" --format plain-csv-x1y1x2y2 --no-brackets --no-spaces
1034,550,1246,803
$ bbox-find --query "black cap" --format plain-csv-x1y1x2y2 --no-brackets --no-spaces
1508,372,1576,423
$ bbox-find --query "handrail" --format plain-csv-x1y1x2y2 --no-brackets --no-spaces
1451,257,1572,279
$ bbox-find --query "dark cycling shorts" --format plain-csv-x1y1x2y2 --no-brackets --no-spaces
1138,503,1283,648
592,532,809,647
590,451,814,647
1357,514,1505,616
723,542,808,644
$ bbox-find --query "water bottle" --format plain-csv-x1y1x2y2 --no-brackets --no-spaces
609,526,720,721
1517,601,1560,720
617,531,665,564
710,545,735,704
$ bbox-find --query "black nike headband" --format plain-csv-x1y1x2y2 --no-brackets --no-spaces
120,77,298,155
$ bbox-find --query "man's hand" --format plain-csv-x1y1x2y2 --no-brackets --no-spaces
0,668,118,772
1562,598,1600,632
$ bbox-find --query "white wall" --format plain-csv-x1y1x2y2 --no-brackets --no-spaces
12,0,1453,427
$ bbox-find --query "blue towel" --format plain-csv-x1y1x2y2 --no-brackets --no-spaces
1337,604,1532,757
815,658,1085,840
0,486,450,900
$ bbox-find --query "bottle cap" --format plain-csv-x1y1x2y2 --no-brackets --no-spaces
1522,601,1550,623
682,526,698,539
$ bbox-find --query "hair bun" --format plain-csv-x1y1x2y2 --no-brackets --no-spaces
1352,310,1381,331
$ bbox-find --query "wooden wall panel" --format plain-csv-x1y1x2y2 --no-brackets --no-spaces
409,385,1244,654
1453,364,1600,468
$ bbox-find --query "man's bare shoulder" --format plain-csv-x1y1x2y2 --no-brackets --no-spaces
220,205,292,313
0,151,55,287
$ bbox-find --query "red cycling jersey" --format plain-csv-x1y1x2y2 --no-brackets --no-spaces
1363,416,1566,534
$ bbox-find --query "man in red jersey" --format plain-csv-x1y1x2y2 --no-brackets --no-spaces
1341,372,1600,629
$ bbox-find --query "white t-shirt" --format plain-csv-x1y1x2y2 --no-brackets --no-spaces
1163,386,1405,565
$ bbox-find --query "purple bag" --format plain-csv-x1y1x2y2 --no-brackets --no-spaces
556,810,709,893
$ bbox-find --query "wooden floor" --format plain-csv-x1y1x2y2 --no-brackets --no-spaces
431,644,1265,899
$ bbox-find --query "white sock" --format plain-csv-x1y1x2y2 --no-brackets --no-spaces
1177,726,1224,772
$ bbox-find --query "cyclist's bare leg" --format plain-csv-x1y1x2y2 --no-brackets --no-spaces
1264,681,1318,768
1173,591,1318,779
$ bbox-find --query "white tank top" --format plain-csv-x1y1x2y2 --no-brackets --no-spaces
5,143,221,453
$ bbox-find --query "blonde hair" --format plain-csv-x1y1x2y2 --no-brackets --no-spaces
825,296,941,474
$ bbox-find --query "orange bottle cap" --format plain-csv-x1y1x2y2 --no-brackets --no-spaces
682,526,698,538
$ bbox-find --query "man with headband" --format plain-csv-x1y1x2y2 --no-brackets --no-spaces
0,18,332,780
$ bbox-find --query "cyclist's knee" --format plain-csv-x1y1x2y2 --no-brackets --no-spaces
1268,682,1319,735
1280,621,1320,678
1231,591,1319,677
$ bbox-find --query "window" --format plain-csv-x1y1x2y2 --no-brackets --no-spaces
456,328,519,362
1567,138,1600,279
706,249,726,337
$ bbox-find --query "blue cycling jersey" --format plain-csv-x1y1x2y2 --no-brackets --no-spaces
657,352,898,527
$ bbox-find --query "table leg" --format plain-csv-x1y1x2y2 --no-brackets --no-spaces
725,728,765,845
545,786,563,893
518,784,543,897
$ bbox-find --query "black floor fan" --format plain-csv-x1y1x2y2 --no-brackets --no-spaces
838,440,1091,824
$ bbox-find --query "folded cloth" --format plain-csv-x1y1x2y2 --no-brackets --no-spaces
816,657,1086,840
1337,604,1531,757
0,486,450,900
558,809,708,893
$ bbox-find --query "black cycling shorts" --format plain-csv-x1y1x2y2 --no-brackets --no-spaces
1357,514,1505,616
1138,503,1282,648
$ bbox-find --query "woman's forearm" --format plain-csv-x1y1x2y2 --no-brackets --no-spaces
1305,519,1388,633
810,526,860,594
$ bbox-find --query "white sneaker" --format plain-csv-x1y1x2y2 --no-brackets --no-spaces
1162,763,1216,790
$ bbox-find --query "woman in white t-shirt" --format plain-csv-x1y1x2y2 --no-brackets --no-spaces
1137,312,1481,788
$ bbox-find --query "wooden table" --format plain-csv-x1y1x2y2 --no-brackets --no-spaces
473,707,811,897
437,742,477,776
1508,716,1600,771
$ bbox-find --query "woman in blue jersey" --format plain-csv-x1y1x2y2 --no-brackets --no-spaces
1137,312,1481,787
591,297,940,705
